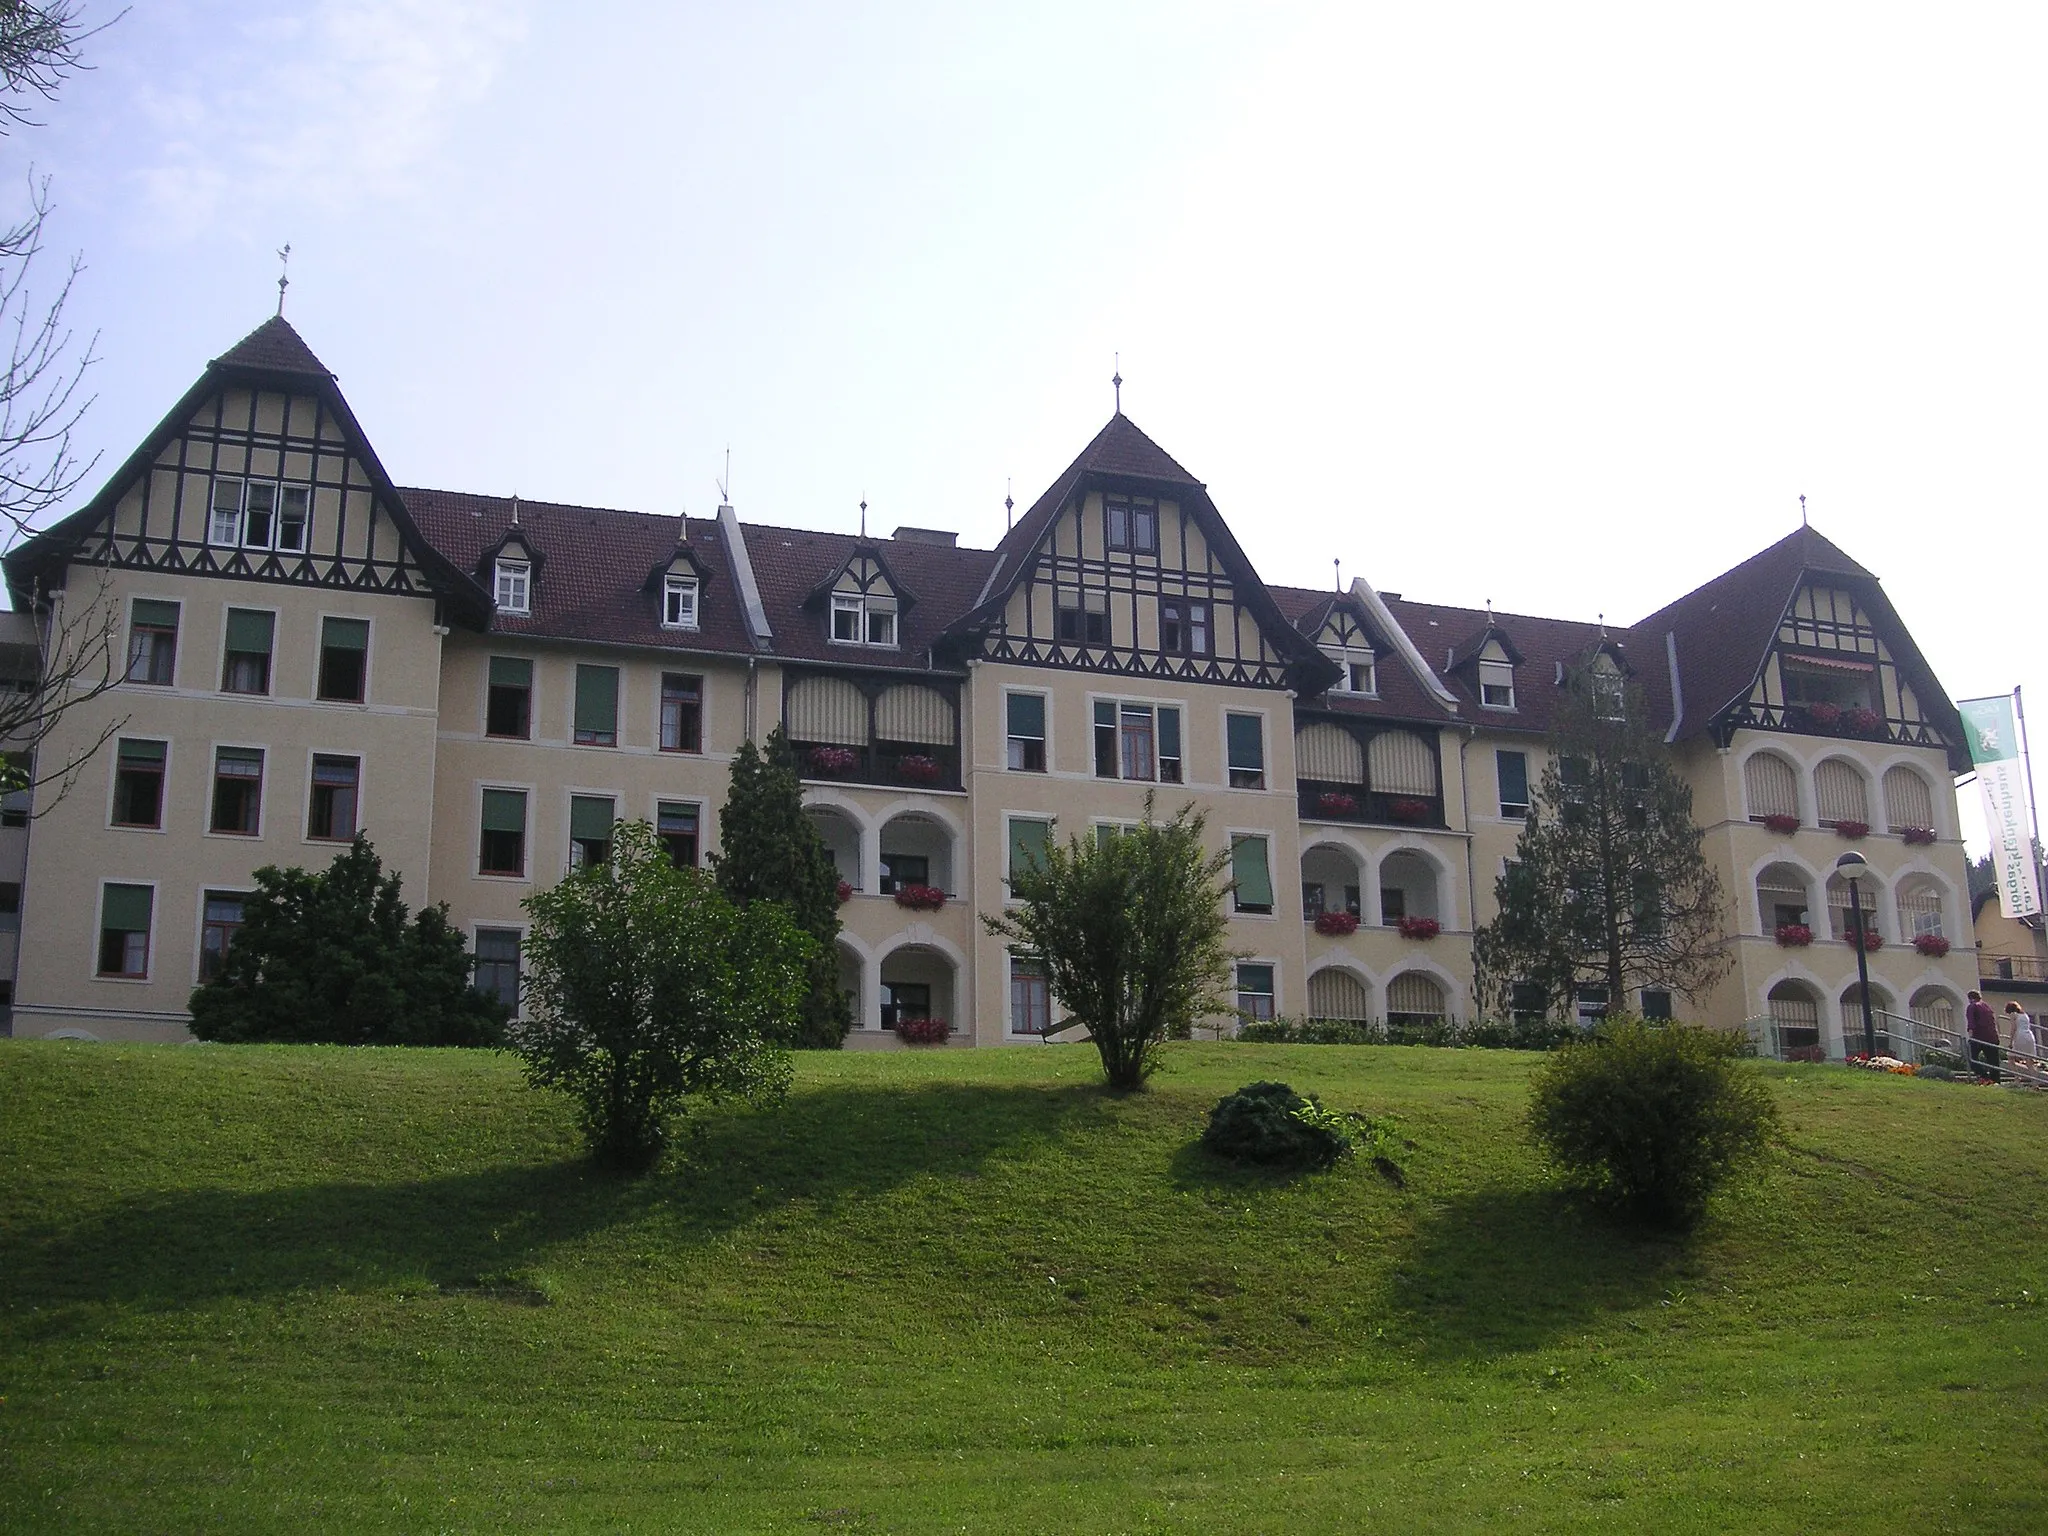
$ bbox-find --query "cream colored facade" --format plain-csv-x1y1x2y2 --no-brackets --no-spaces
0,317,1985,1052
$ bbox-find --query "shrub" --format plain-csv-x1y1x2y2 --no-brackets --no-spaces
894,1016,951,1045
1526,1018,1780,1228
1464,1015,1582,1050
1202,1081,1353,1169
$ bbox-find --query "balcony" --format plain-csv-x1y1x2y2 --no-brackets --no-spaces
793,740,963,793
1298,780,1445,831
1986,953,2048,984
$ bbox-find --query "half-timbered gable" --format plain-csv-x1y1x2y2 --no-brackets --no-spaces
5,319,488,627
808,546,909,650
939,414,1337,695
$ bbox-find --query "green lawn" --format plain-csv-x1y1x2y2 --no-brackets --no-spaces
1,1040,2043,1533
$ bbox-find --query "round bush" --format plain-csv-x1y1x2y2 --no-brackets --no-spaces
1202,1081,1352,1169
1526,1019,1779,1228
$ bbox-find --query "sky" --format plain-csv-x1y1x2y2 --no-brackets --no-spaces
6,1,2043,855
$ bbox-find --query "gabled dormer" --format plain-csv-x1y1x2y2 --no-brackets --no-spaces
809,546,910,649
1447,623,1524,711
643,529,710,631
1562,641,1632,719
478,522,542,618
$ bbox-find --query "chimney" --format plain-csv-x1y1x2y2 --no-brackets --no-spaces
892,526,957,547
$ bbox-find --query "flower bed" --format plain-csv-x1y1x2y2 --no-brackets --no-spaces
1316,790,1358,817
835,879,853,904
893,883,947,911
1761,812,1801,834
894,1016,951,1046
1913,933,1951,957
1847,1053,1917,1076
1900,826,1937,846
1388,797,1432,825
895,754,943,785
1312,910,1359,937
807,745,858,776
1775,923,1813,947
1831,818,1870,840
1397,916,1441,940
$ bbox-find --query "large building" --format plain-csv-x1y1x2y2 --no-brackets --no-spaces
0,318,1985,1055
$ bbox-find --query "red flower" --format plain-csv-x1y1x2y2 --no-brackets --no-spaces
894,1016,951,1045
1805,702,1842,728
1389,797,1432,824
1913,933,1951,957
896,754,942,784
1316,791,1359,817
893,884,947,911
1397,916,1440,940
1775,923,1814,947
808,745,858,776
1761,813,1801,834
1832,819,1870,840
1856,928,1883,952
1900,826,1937,846
1313,910,1359,937
835,879,853,904
1843,706,1882,735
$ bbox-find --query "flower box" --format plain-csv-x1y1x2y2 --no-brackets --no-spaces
896,754,943,785
1854,928,1883,952
1831,819,1870,840
1313,910,1359,937
1775,923,1814,947
808,745,858,776
893,883,947,911
1900,826,1937,846
835,879,853,904
1804,702,1842,729
894,1016,951,1046
1843,706,1882,735
1397,916,1441,940
1316,791,1359,817
1388,797,1432,825
1761,812,1801,834
1913,933,1951,957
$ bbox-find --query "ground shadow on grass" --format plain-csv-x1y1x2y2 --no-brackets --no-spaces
1163,1139,1368,1192
3,1080,1111,1320
1386,1186,1692,1357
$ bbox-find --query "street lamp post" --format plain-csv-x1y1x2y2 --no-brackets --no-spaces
1836,850,1878,1058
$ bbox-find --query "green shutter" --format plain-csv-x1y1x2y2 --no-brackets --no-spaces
322,617,369,652
1094,701,1114,728
490,656,532,688
131,599,179,628
101,883,152,931
1227,713,1265,770
1009,818,1050,879
118,738,166,764
1497,750,1529,805
575,665,619,736
1158,707,1181,759
1231,836,1274,907
1007,691,1045,738
570,795,615,841
225,609,274,653
480,789,526,833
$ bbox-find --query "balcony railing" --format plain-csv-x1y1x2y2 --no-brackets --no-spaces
792,740,962,793
1298,780,1445,830
1986,953,2048,984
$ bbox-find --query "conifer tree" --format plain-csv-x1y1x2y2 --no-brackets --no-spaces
711,725,852,1047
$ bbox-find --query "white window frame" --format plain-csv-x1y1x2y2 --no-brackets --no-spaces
1478,659,1516,710
827,593,899,649
208,477,312,552
1326,646,1378,697
495,558,532,615
662,572,700,630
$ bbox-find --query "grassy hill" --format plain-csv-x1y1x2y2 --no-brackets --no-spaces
1,1040,2044,1533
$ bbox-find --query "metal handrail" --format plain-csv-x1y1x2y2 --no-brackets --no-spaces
1745,1009,2047,1088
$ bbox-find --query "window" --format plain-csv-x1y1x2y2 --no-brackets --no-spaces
210,477,244,545
1010,954,1052,1036
1510,981,1548,1026
0,752,25,828
569,795,615,869
208,478,309,550
0,880,19,931
1093,701,1181,782
479,788,528,876
125,599,179,685
113,739,166,828
1057,594,1109,646
573,664,619,746
831,595,861,642
1006,692,1046,772
1814,759,1870,828
1479,659,1516,709
660,673,703,753
1576,985,1610,1027
1591,658,1626,719
221,609,274,695
474,928,521,1010
199,891,245,981
307,755,360,841
658,802,700,868
1231,835,1274,915
210,747,264,835
878,852,929,896
1236,963,1276,1022
1641,988,1674,1022
1744,751,1799,822
486,657,533,739
1226,713,1266,790
866,603,896,646
1380,883,1406,923
1105,494,1158,555
830,594,896,647
1782,656,1874,714
881,981,931,1028
317,617,369,703
495,557,531,615
278,486,309,551
1008,817,1051,891
243,482,275,547
1497,750,1529,818
662,572,700,629
1325,647,1377,695
1162,602,1211,655
97,884,153,978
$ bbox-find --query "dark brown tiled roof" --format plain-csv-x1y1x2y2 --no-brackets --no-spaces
742,524,997,670
1267,585,1456,725
1388,596,1625,735
212,316,335,378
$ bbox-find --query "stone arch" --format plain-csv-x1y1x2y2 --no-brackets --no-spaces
1880,762,1937,835
1373,838,1459,928
1813,755,1873,829
1754,859,1818,935
1741,746,1802,823
1765,977,1824,1061
1305,965,1372,1023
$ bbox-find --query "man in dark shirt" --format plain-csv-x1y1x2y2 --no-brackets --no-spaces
1965,990,2002,1081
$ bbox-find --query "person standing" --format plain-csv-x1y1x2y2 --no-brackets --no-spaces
2005,1001,2038,1061
1965,990,2002,1081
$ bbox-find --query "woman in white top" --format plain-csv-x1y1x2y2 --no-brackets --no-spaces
2005,1001,2039,1059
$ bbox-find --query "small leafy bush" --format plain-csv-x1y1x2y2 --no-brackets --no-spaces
1202,1081,1352,1169
1526,1018,1779,1228
1464,1015,1582,1051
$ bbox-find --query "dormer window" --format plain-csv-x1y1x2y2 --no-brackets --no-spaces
662,572,699,630
1326,647,1377,696
1591,655,1626,719
830,594,897,648
495,558,531,615
1477,641,1516,710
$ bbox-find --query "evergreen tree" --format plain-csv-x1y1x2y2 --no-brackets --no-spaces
188,835,507,1046
1473,662,1732,1022
711,725,851,1048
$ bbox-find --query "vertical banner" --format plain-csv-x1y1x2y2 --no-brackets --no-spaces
1959,694,2043,920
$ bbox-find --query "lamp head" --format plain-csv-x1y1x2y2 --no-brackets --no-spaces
1835,850,1869,874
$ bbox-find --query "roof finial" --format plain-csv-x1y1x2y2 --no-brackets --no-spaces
275,243,291,316
1005,476,1014,532
859,496,867,541
1485,597,1494,623
1599,611,1608,638
1334,557,1342,592
717,447,731,506
510,493,520,527
1112,352,1122,415
1799,492,1807,528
